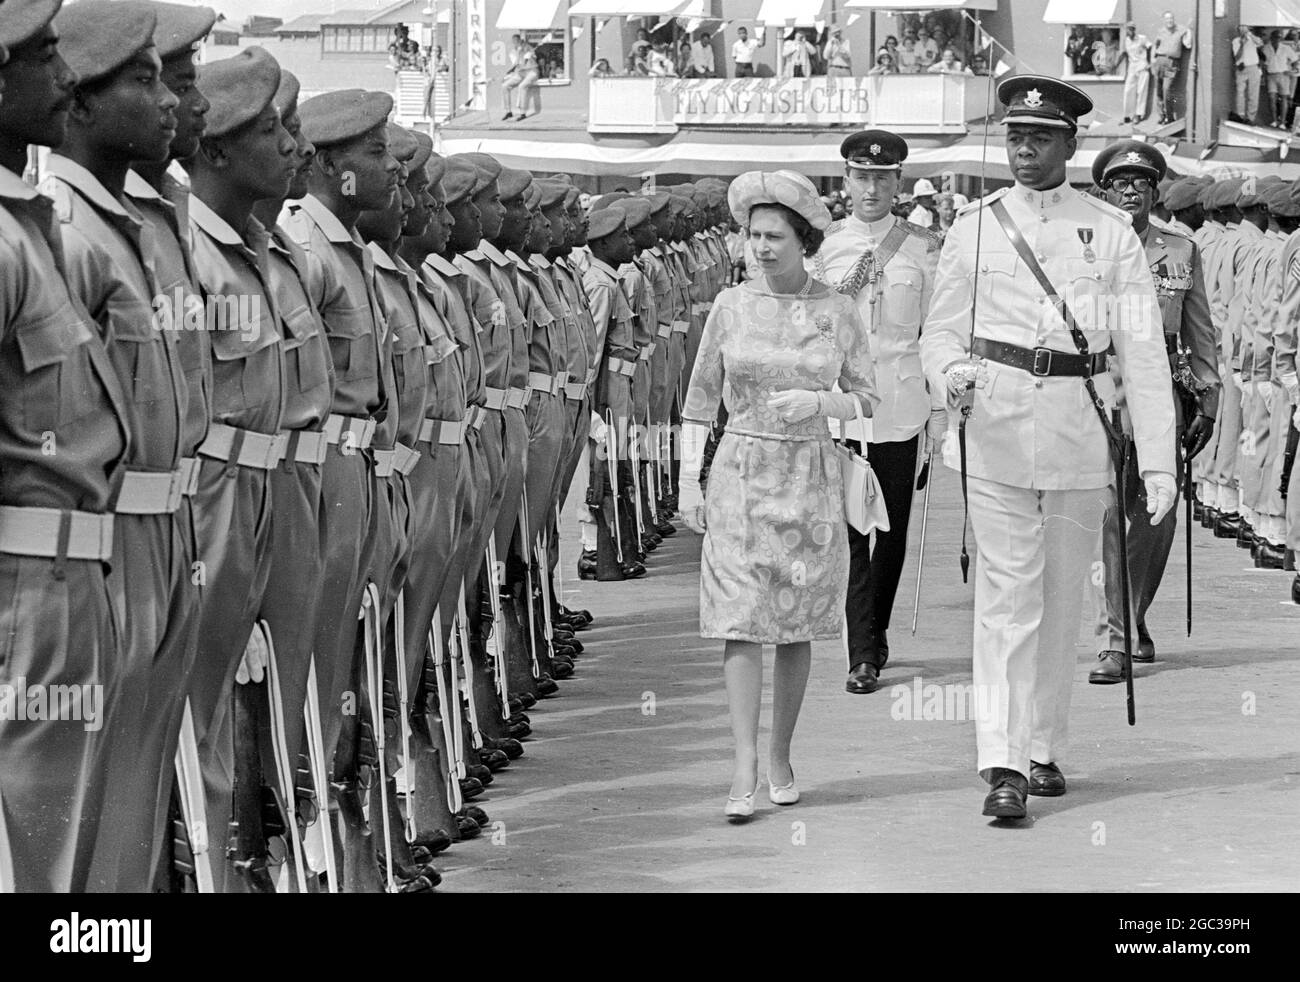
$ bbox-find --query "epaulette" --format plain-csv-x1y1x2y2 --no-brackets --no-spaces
1077,191,1134,225
954,186,1008,219
1150,215,1193,243
900,218,943,252
824,217,846,237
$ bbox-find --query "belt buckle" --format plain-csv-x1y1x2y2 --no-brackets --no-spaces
1031,347,1053,377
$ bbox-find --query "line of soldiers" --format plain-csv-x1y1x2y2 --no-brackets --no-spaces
0,0,734,893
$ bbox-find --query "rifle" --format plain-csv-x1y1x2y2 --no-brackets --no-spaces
389,597,417,844
427,606,464,811
359,583,396,892
230,673,275,892
173,699,215,893
302,659,338,891
259,621,309,892
911,448,934,635
456,582,484,752
1280,417,1299,499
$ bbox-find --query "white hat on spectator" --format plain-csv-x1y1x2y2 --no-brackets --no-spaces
912,178,937,197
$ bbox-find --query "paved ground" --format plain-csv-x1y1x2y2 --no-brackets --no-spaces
437,473,1300,892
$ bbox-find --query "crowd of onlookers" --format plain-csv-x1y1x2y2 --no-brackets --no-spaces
1229,24,1300,131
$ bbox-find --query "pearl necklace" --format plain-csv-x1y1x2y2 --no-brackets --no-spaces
764,272,813,297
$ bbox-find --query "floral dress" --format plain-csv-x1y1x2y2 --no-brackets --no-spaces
683,278,877,644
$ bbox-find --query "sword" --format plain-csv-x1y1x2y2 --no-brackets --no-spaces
302,658,338,892
173,698,215,893
911,448,934,635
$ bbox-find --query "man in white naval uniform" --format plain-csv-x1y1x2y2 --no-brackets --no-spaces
812,129,945,694
920,76,1177,819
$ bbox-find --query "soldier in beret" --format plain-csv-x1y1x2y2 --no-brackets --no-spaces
921,76,1176,819
640,191,681,540
282,87,400,890
1162,176,1210,237
1089,140,1219,683
0,0,133,893
180,45,293,893
814,128,943,696
42,0,193,891
1276,183,1300,600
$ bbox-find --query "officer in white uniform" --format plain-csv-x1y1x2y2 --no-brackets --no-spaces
920,76,1177,819
812,129,945,694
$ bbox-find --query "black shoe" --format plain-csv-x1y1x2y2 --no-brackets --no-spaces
1123,116,1132,124
508,712,529,726
641,535,658,553
1201,506,1219,529
1257,542,1286,569
459,776,486,800
502,112,514,121
577,550,597,580
982,768,1028,819
621,560,647,579
1088,649,1127,684
1213,513,1242,538
1292,574,1300,604
462,804,490,827
507,720,532,740
1028,760,1066,797
551,658,574,680
560,605,593,629
1285,549,1296,572
536,675,560,697
1134,631,1155,664
455,814,482,839
845,662,880,694
1192,499,1204,521
483,736,524,759
655,517,676,536
414,828,453,855
516,692,538,710
1237,523,1255,549
466,763,492,786
479,748,510,772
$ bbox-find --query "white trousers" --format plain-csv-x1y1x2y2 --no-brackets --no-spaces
1123,70,1149,119
967,476,1110,779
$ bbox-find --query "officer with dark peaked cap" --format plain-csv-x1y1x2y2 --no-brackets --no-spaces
43,0,193,892
817,126,943,696
112,0,215,892
583,203,643,579
0,0,133,893
1089,138,1219,682
282,88,399,890
921,75,1176,818
181,44,292,893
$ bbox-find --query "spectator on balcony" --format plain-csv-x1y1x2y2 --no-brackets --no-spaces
1154,9,1193,124
783,29,817,78
970,53,989,76
388,24,421,71
1121,22,1153,123
503,39,541,121
692,31,717,78
1264,30,1297,129
897,34,921,74
867,50,897,76
1232,24,1265,125
926,48,971,75
676,39,694,76
627,40,651,76
1092,28,1120,76
433,45,449,74
732,26,762,77
649,42,677,77
589,58,614,78
917,28,938,69
1066,25,1093,75
824,29,852,77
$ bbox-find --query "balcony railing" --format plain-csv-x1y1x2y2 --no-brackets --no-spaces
588,74,981,135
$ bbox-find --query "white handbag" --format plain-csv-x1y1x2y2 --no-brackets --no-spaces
833,398,891,535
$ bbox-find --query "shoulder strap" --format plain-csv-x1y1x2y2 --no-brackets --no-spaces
833,220,912,299
988,197,1122,456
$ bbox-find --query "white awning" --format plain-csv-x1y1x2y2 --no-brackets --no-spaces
567,0,697,16
1042,0,1123,24
757,0,827,26
497,0,566,30
845,0,997,11
1241,0,1300,27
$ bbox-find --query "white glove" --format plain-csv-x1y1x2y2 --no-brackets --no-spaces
1143,471,1177,526
767,389,821,423
944,360,980,397
235,624,268,685
1231,370,1243,390
818,390,870,421
925,406,947,446
1257,381,1275,415
1280,370,1299,404
678,421,709,534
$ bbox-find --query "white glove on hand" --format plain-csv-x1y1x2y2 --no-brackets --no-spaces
678,421,709,534
1257,381,1275,415
1280,371,1299,404
767,389,821,423
818,390,870,421
1232,371,1243,390
1143,471,1177,526
235,624,268,685
944,361,980,397
925,406,947,446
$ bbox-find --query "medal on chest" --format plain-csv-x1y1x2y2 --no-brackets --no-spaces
1077,227,1096,264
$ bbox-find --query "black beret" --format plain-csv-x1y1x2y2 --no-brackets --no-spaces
1092,139,1167,187
198,46,281,138
409,130,433,172
386,122,419,163
998,74,1093,131
57,0,156,87
536,181,567,210
647,190,672,214
298,89,392,147
587,205,626,241
0,0,63,50
460,151,502,195
841,128,908,170
441,156,479,203
497,165,532,201
524,182,542,210
1163,178,1205,212
149,1,215,60
273,68,301,118
425,151,447,188
617,196,652,227
562,187,581,208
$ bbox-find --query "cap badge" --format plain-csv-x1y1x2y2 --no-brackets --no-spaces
869,144,881,156
1024,88,1044,109
1124,151,1143,165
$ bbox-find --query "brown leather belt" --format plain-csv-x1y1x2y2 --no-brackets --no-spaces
972,337,1108,378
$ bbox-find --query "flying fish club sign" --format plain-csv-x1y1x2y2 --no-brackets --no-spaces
670,77,870,126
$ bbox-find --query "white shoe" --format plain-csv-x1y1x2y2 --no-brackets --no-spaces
767,767,799,805
724,783,759,822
